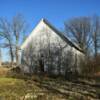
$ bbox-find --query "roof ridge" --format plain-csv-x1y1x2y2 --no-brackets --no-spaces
42,18,84,53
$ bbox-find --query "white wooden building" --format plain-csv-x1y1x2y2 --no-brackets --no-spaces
20,19,85,75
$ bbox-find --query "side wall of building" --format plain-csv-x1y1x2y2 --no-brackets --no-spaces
20,20,85,75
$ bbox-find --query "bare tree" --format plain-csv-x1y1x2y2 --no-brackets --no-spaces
21,42,37,74
0,18,14,63
0,14,28,65
64,17,92,56
64,15,100,75
92,15,100,57
12,14,27,64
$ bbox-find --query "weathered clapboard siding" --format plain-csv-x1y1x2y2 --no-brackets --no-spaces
20,19,85,74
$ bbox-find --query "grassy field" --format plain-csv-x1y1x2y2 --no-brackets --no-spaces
0,67,99,100
0,68,67,100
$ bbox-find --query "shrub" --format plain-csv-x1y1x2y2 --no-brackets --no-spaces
82,55,100,76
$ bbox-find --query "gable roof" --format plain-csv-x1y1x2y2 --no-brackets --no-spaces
42,19,84,53
21,18,84,53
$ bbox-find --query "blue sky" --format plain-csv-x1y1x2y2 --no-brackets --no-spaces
0,0,100,61
0,0,100,30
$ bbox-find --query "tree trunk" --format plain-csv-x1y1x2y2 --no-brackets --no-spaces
9,44,14,67
15,46,19,64
15,36,19,64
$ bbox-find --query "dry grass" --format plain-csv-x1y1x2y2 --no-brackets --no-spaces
0,77,66,100
0,67,10,77
0,67,67,100
0,67,99,100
